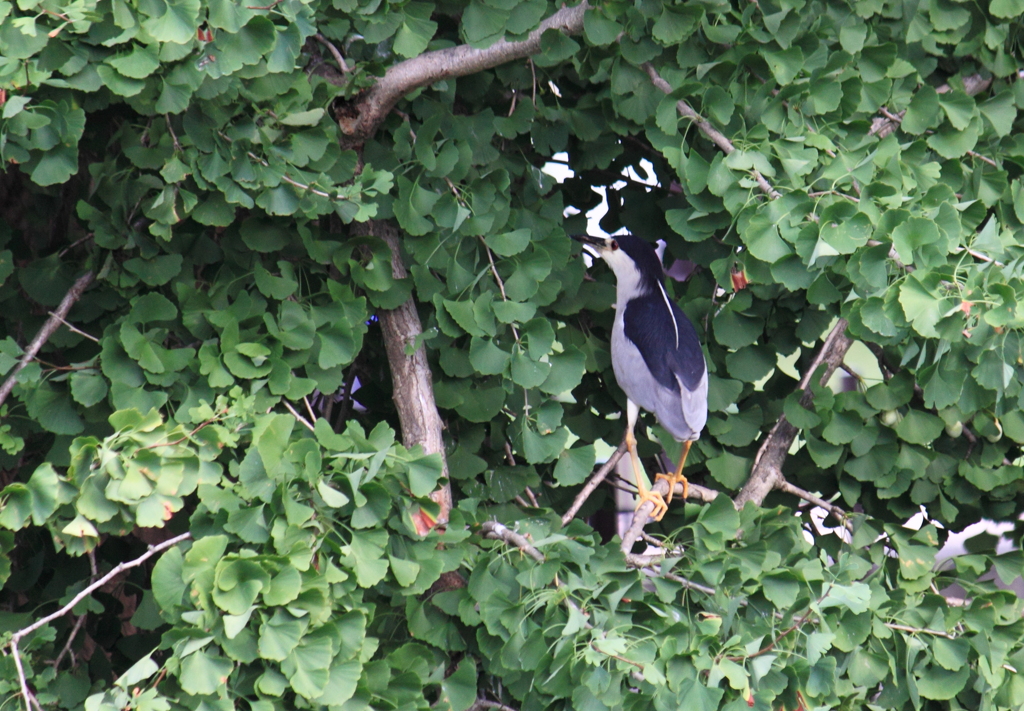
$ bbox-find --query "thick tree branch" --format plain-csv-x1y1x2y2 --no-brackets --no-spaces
0,271,94,410
336,2,589,140
734,319,853,509
641,62,781,200
619,477,719,555
353,221,452,532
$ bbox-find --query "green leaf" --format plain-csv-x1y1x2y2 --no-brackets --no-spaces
990,0,1024,18
442,658,477,711
394,3,437,57
70,372,108,407
510,351,549,387
901,85,940,134
485,228,531,257
141,0,201,43
926,116,980,159
937,90,976,131
894,410,943,445
24,383,84,435
705,451,750,489
179,649,233,695
742,215,791,263
553,444,595,486
279,109,325,127
583,10,621,46
407,452,442,497
30,143,79,186
462,0,509,46
891,217,940,267
916,665,969,700
258,609,308,661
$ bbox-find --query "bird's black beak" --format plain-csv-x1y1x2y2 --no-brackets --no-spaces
571,234,608,259
571,234,607,248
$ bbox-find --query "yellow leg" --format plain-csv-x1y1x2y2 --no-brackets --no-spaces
656,440,692,505
625,401,668,521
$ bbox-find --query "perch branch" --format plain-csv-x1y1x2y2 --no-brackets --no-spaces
641,62,780,200
0,271,95,410
352,220,452,530
734,319,853,509
619,478,720,555
9,533,191,711
336,2,589,140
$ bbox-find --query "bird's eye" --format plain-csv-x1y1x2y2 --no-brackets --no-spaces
610,240,619,250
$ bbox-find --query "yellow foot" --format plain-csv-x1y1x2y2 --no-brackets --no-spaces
635,488,668,522
655,472,689,505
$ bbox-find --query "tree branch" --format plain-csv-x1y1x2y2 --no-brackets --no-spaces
336,2,589,140
734,319,853,509
560,439,627,526
641,62,780,200
9,532,191,711
0,271,94,410
352,220,452,532
480,521,545,563
619,477,720,555
870,73,992,137
778,480,851,530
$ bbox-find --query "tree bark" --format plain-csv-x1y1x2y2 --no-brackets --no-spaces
334,2,589,141
734,319,853,508
352,220,452,529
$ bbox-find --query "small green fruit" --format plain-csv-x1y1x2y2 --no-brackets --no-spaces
945,421,963,438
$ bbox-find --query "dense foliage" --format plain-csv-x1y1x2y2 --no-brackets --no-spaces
2,0,1024,710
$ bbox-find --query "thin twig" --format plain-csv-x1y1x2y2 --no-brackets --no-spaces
142,418,217,449
282,400,315,433
641,63,780,200
10,533,191,644
560,440,627,526
9,533,191,711
885,623,954,639
57,234,94,258
46,311,99,343
314,33,350,74
302,395,317,424
523,486,539,508
51,614,87,671
662,571,717,596
0,271,94,410
164,115,180,152
778,481,851,530
808,190,859,203
967,150,998,168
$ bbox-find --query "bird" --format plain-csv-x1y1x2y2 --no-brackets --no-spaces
574,233,708,521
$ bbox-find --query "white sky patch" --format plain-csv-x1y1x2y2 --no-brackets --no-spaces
542,152,659,238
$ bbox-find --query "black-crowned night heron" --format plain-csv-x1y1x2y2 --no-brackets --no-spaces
574,234,708,521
